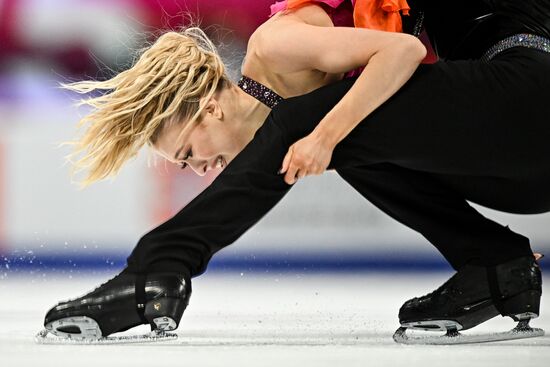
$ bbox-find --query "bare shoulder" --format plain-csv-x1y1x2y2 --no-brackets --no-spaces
283,4,334,27
250,4,333,47
243,4,338,82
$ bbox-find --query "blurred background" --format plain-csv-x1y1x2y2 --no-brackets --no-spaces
1,0,549,279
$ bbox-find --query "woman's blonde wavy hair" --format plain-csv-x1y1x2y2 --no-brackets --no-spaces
63,27,230,187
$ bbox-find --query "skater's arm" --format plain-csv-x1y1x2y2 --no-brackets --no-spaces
257,21,426,184
126,79,354,277
127,115,292,277
127,76,367,277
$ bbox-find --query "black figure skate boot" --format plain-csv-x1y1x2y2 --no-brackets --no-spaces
393,255,544,344
36,269,191,344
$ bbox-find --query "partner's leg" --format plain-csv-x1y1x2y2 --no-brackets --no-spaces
337,164,533,269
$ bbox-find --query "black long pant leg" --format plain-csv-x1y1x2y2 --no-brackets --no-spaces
337,164,533,269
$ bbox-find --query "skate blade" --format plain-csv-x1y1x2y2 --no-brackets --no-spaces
35,316,178,344
35,328,177,344
400,319,463,332
393,325,545,345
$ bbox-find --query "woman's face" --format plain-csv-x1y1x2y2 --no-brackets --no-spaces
155,112,243,176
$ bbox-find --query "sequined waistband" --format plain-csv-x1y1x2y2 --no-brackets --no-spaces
481,33,550,62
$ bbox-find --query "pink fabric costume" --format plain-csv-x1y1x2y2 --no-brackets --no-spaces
270,0,410,31
270,0,355,27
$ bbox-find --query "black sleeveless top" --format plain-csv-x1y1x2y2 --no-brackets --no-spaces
403,0,550,60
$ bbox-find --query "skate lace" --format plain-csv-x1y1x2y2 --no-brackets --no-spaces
85,272,127,295
417,274,460,301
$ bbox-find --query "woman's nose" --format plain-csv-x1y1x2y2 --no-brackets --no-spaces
187,160,207,176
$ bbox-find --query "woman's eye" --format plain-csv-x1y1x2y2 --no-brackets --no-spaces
179,149,192,170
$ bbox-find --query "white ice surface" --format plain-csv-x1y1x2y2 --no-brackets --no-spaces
0,271,549,367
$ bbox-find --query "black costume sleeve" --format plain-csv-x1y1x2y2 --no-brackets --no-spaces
125,78,356,278
488,0,550,39
405,0,550,60
126,114,292,277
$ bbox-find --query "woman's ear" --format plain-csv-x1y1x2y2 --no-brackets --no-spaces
200,97,224,121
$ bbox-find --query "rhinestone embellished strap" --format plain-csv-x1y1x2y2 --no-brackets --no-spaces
412,11,424,38
481,33,550,62
237,76,283,109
